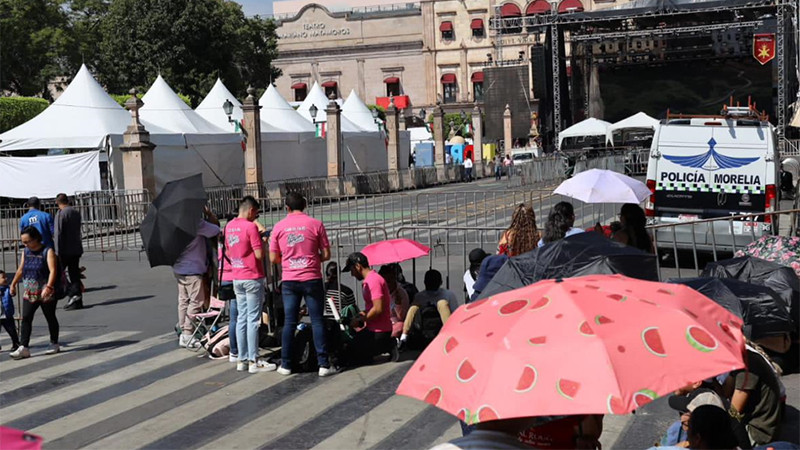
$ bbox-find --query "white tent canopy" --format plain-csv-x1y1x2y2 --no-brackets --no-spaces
606,112,659,144
342,90,380,132
259,85,316,133
558,118,612,149
195,78,243,132
296,82,366,133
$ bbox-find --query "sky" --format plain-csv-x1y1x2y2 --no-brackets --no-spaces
235,0,274,16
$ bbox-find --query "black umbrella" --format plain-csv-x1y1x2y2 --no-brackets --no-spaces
669,277,793,341
477,232,659,300
140,174,207,267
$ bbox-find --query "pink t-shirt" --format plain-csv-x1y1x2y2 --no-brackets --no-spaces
269,212,330,282
224,218,264,280
362,271,392,333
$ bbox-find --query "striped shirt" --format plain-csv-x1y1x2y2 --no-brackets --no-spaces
324,283,356,317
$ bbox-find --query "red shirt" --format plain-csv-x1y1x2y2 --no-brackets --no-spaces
362,271,392,333
224,218,264,280
269,212,329,282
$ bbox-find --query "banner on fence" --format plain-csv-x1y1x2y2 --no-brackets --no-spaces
0,152,101,198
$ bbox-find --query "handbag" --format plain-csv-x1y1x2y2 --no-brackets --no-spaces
217,227,236,301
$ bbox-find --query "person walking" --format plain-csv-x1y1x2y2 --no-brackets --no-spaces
463,157,474,182
9,227,60,359
269,192,337,377
494,155,503,181
19,196,54,249
226,196,276,373
0,270,21,352
54,194,84,310
504,155,514,180
173,207,219,350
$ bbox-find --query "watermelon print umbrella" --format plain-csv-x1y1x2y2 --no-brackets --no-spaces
361,238,431,266
396,274,746,425
735,235,800,277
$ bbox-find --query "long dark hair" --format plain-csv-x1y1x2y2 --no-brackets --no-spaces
619,203,651,252
506,204,539,256
542,202,575,244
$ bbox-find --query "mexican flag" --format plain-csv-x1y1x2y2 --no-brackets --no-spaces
315,122,326,138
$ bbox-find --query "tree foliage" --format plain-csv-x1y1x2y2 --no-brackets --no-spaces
0,97,49,133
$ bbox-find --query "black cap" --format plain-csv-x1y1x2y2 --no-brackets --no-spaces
342,252,369,272
26,196,40,208
468,248,489,267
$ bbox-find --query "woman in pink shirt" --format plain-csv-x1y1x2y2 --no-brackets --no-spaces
378,264,409,339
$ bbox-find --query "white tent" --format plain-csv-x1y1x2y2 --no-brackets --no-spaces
342,90,381,133
195,78,243,132
558,118,612,149
259,85,316,133
296,82,366,132
606,112,659,144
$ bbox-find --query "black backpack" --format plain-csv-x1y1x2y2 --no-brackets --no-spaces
410,304,443,349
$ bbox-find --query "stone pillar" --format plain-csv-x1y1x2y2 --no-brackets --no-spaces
326,94,342,178
503,104,512,155
472,103,483,178
399,111,407,131
386,98,400,171
433,102,446,168
241,86,263,197
120,89,156,196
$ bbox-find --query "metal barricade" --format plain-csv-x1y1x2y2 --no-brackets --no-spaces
73,189,151,255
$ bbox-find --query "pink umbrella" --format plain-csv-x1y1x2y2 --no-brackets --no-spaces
361,238,431,266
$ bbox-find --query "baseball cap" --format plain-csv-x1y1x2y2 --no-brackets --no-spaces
342,252,369,272
26,196,40,208
668,388,725,414
468,248,489,267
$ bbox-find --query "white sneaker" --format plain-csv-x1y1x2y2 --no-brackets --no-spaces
249,359,277,373
229,354,238,363
179,334,190,348
277,366,292,376
45,343,60,355
318,366,340,377
236,360,248,372
186,338,201,350
10,346,30,360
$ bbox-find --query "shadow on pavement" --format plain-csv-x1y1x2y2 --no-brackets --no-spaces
88,295,154,307
83,285,117,293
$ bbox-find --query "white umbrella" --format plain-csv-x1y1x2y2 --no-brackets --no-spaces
554,169,651,204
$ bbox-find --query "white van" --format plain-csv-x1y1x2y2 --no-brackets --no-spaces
645,106,779,251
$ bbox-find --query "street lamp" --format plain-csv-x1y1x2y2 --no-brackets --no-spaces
371,108,379,122
418,108,426,120
309,104,319,124
460,110,467,123
222,99,235,123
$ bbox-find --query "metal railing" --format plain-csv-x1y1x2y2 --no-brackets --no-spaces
780,139,800,158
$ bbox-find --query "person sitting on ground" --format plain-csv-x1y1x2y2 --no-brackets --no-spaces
469,252,509,302
0,270,21,353
396,265,419,301
687,405,740,450
378,264,409,340
398,269,458,350
498,204,539,256
612,203,654,253
342,252,397,364
323,262,355,318
538,202,584,247
662,388,751,449
463,248,488,301
435,417,553,450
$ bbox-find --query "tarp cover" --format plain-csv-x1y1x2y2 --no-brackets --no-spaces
669,277,794,340
195,78,243,132
477,232,658,300
0,152,101,198
702,256,800,333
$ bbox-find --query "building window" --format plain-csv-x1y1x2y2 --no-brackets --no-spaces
322,81,338,99
442,73,457,104
440,21,454,40
470,19,484,38
291,82,307,102
473,82,484,102
386,82,401,97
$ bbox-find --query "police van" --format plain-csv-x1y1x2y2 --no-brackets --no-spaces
645,104,779,251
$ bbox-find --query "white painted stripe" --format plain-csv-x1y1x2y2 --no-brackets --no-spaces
27,355,233,441
312,392,428,450
198,362,409,450
84,367,287,449
0,331,150,394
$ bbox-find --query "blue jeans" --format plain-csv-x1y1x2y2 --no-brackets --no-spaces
234,279,264,362
228,293,238,355
281,279,329,369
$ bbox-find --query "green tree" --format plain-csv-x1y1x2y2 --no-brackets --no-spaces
95,0,280,106
0,0,71,96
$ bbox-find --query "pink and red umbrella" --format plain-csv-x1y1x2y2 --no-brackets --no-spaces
361,238,430,266
396,274,746,425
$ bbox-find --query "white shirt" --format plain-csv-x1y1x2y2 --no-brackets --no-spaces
464,158,473,169
537,227,585,247
463,270,476,297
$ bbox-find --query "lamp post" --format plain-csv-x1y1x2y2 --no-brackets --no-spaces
309,104,319,124
222,99,235,123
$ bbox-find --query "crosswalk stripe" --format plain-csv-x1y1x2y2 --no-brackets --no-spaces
0,331,139,392
82,365,291,449
426,422,463,448
197,361,407,450
3,345,202,426
312,392,431,450
26,355,232,441
370,400,459,450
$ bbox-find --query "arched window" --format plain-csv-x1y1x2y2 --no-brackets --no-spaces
526,0,551,15
558,0,584,13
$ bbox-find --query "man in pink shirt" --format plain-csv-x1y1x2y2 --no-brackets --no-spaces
269,193,336,377
343,252,399,365
225,196,276,374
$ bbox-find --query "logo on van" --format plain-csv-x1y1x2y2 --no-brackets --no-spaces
663,138,759,171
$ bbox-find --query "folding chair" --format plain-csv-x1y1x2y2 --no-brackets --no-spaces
187,296,227,352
